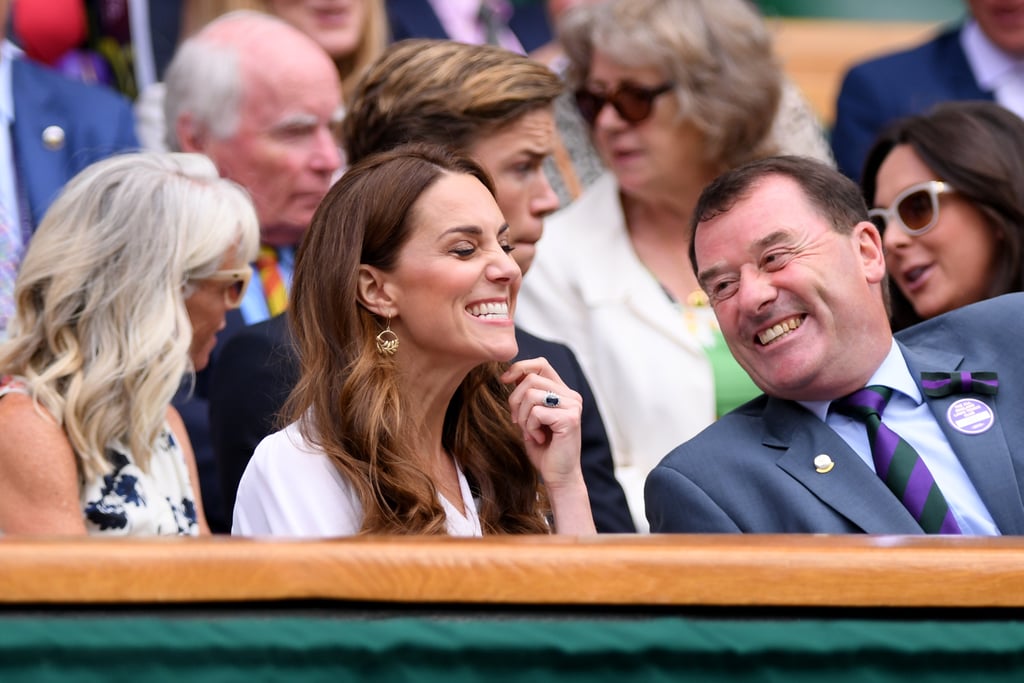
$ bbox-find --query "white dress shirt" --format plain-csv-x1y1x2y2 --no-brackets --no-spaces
961,19,1024,119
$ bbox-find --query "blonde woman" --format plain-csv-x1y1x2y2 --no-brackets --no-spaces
0,152,259,535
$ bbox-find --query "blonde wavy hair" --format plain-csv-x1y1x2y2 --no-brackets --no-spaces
0,152,259,480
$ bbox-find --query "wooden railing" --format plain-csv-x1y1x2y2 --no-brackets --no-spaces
3,534,1023,608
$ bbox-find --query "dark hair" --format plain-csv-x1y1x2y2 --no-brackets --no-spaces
861,100,1024,330
689,155,870,275
285,142,548,535
343,39,563,164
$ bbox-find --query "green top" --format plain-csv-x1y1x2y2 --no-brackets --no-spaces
682,300,760,417
704,326,761,417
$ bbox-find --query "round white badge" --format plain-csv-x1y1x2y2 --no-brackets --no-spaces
946,398,995,435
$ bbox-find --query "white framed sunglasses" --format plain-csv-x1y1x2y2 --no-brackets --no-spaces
868,180,956,236
195,267,252,309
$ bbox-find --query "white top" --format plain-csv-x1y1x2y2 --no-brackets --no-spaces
232,420,483,537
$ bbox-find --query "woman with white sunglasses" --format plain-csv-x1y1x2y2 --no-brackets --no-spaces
861,100,1024,331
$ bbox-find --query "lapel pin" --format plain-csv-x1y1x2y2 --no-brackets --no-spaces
947,398,995,435
42,125,66,151
813,454,834,474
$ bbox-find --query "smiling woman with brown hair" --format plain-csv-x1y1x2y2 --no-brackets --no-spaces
232,144,596,537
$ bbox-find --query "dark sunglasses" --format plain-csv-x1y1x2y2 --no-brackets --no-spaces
574,82,674,126
868,180,955,236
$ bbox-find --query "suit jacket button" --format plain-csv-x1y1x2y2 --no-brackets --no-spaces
42,125,66,150
814,454,834,473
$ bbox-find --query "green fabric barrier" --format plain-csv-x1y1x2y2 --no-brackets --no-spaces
755,0,963,21
1,616,1024,682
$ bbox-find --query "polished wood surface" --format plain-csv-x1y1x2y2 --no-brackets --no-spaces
771,19,944,125
2,534,1022,607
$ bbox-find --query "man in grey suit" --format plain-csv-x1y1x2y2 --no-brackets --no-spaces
646,155,1024,535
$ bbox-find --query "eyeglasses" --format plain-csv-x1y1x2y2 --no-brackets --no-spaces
868,180,956,237
574,82,674,126
196,267,252,309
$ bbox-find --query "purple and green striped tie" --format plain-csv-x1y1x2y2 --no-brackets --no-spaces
833,385,961,534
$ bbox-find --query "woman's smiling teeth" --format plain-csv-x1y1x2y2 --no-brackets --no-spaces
757,316,803,345
468,301,509,319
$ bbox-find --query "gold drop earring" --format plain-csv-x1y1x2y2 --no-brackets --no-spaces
375,317,399,356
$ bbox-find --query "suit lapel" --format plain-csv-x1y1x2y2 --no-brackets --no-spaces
11,60,67,228
943,28,995,100
386,0,448,41
901,343,1024,534
764,398,924,534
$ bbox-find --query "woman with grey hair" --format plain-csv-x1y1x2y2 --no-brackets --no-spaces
514,0,830,531
0,152,259,535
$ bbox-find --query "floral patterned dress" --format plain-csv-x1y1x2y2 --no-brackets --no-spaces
0,376,199,536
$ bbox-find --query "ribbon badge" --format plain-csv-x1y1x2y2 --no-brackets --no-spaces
921,371,998,398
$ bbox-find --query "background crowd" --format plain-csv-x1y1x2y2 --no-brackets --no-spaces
1,0,1023,538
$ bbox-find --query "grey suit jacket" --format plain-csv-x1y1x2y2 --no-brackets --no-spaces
645,293,1024,534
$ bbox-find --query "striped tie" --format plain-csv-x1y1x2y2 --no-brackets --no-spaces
833,385,961,534
254,245,287,317
0,200,20,331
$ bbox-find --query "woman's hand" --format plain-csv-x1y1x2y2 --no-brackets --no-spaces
502,358,596,534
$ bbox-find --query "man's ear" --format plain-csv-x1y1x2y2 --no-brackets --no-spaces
175,112,207,153
357,264,396,317
855,220,887,285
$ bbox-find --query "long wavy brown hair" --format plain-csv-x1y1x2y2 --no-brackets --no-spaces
861,101,1024,331
285,144,549,535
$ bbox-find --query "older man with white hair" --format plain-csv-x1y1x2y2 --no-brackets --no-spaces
163,11,343,531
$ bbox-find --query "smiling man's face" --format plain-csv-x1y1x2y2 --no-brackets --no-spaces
695,174,891,401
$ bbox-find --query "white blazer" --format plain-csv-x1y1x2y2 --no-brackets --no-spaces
516,172,720,531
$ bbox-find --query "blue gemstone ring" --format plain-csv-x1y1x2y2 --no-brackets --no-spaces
544,392,561,408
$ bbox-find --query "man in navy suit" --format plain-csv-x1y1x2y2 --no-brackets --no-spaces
10,56,137,226
0,0,137,332
831,1,1024,180
646,155,1024,535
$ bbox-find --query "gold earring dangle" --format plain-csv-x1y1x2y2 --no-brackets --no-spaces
375,317,399,356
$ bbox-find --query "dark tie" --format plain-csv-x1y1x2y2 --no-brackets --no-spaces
832,385,961,534
0,199,19,330
477,1,504,46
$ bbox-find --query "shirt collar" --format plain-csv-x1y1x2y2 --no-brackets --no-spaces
0,41,19,125
798,339,920,422
962,19,1024,90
